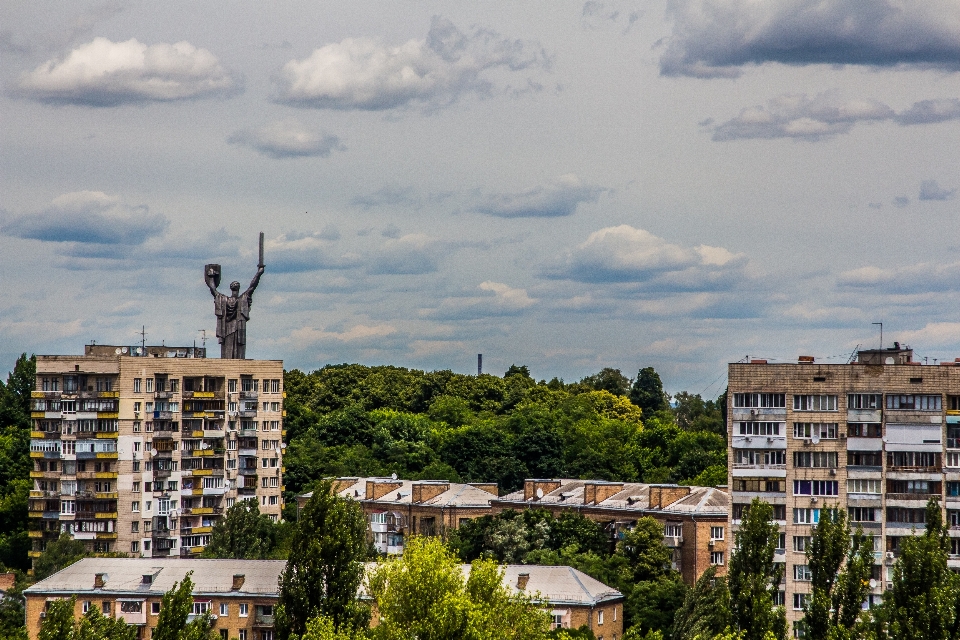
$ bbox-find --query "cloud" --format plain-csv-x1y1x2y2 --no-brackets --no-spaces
368,233,439,275
544,224,749,290
289,323,397,348
893,196,910,208
275,16,548,111
1,191,167,245
227,119,344,159
919,180,956,201
472,174,605,218
711,92,893,141
581,2,642,33
264,232,361,273
661,0,960,78
838,261,960,294
427,281,537,320
897,322,960,350
895,98,960,125
16,37,238,106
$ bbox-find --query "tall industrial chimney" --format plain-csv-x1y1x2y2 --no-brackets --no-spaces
478,354,482,376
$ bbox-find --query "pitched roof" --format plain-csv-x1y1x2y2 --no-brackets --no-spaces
497,481,728,517
24,558,285,597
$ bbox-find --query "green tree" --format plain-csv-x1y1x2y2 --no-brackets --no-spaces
201,499,277,559
299,615,367,640
0,354,35,571
38,596,76,640
33,535,87,581
619,518,671,583
275,480,369,640
726,499,785,640
153,571,216,640
629,367,668,415
366,536,548,640
672,566,731,640
879,498,957,640
0,572,28,640
671,392,724,436
37,595,137,640
580,368,631,396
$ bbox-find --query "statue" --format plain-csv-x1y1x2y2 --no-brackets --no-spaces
205,233,264,359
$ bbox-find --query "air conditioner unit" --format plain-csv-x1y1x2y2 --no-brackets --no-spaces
810,497,818,503
750,409,758,416
830,468,837,475
708,540,715,547
885,551,895,560
39,613,46,620
767,436,774,443
839,432,847,439
887,582,893,590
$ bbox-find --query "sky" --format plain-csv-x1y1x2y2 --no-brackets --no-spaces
2,1,960,395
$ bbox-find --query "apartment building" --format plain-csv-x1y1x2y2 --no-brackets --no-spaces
28,344,284,563
728,345,960,636
493,479,730,585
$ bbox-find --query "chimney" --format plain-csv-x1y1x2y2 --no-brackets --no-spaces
94,573,105,589
232,574,245,591
412,482,450,503
583,481,624,505
141,574,153,585
649,485,691,509
468,483,498,496
517,573,530,590
367,480,403,500
524,479,561,502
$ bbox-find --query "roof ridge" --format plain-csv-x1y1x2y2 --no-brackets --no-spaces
565,566,594,603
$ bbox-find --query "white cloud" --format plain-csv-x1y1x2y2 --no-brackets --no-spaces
16,37,238,106
368,233,440,275
289,323,397,347
426,281,536,320
662,0,960,78
472,174,605,218
838,261,960,293
264,232,361,273
544,224,749,290
227,119,344,159
275,16,548,111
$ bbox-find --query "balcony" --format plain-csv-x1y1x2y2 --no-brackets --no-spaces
239,391,258,400
949,438,960,449
254,614,275,627
154,411,173,420
238,410,257,418
732,463,786,471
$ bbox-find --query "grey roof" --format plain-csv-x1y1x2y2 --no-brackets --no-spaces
498,481,728,517
301,477,497,508
25,558,284,597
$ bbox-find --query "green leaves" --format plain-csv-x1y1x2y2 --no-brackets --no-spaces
202,499,278,559
727,499,785,640
33,535,87,581
37,596,137,640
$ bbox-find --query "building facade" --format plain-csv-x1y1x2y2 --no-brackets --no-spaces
728,346,960,636
29,345,284,562
492,479,730,585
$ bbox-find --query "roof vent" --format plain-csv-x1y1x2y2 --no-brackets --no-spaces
517,573,530,590
94,573,106,589
232,574,245,591
141,574,153,585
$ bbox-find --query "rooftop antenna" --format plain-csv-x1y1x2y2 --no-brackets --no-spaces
872,322,882,350
198,329,207,349
478,354,483,376
847,344,861,364
138,326,147,354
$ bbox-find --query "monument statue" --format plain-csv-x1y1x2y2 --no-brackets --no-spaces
205,233,265,359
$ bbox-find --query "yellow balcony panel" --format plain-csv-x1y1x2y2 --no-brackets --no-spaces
192,489,203,496
28,511,43,518
95,492,119,500
96,452,118,459
96,532,118,539
949,410,960,416
194,392,215,399
30,431,45,438
31,391,45,398
30,452,44,458
192,526,213,534
94,512,118,519
94,472,118,479
31,412,45,419
193,507,214,515
28,550,41,558
28,530,43,538
98,391,120,398
192,430,204,438
29,490,44,498
193,469,212,476
97,412,119,419
282,410,287,417
282,392,287,398
280,485,286,492
95,432,119,439
192,450,213,457
29,471,43,478
191,546,205,554
282,430,287,438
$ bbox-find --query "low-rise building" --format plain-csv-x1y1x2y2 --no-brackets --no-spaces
493,479,730,585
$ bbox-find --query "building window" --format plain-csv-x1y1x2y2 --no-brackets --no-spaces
793,593,810,611
733,478,782,493
793,423,837,439
239,603,248,617
847,451,882,467
134,378,142,393
793,451,838,468
238,632,246,640
847,479,881,494
152,602,160,614
793,395,837,411
82,601,92,613
229,379,238,393
132,522,139,533
597,610,604,625
220,603,228,616
887,452,941,469
710,527,724,540
131,502,140,512
848,423,881,437
886,394,942,411
145,379,153,393
848,394,881,409
793,536,811,552
131,541,139,553
793,508,820,524
710,551,724,565
793,565,812,581
737,422,782,436
735,450,786,465
793,480,838,496
733,393,786,408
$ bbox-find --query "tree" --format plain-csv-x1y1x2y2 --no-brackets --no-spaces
275,480,369,640
153,572,216,640
37,595,137,640
0,354,35,571
726,499,785,640
580,368,631,396
0,572,28,640
299,615,366,640
672,566,731,640
201,499,277,559
33,535,87,581
619,518,672,583
629,367,668,415
879,498,957,640
800,509,872,640
366,536,549,640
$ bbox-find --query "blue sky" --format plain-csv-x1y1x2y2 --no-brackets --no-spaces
2,1,960,394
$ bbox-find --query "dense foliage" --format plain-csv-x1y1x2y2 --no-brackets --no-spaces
0,354,35,572
38,596,138,640
282,364,727,508
201,499,282,559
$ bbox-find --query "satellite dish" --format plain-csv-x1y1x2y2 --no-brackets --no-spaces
150,448,158,456
391,472,397,481
121,347,128,354
115,348,122,354
536,488,544,499
811,434,821,445
885,357,895,365
869,579,877,589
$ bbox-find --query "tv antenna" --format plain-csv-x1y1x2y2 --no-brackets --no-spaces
198,329,207,349
872,322,883,350
136,326,147,353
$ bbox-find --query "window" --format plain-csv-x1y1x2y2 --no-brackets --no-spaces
794,565,812,581
131,541,140,553
145,379,154,393
793,423,838,439
737,422,783,436
131,502,140,512
886,394,942,410
733,478,783,492
793,395,837,411
239,632,246,640
271,379,280,393
191,602,210,615
710,551,724,565
152,602,161,615
793,536,811,552
133,460,140,472
887,508,927,524
733,393,786,408
848,507,877,522
848,394,881,409
887,451,940,469
597,610,604,625
889,479,939,495
848,423,882,437
793,451,838,468
120,601,143,613
793,480,838,496
134,379,142,393
220,603,228,616
229,379,238,393
735,450,786,465
710,526,724,540
847,479,881,494
793,593,810,610
794,508,821,524
847,451,882,466
131,521,139,533
239,603,248,617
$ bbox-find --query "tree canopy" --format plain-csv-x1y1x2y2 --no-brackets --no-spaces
201,499,278,559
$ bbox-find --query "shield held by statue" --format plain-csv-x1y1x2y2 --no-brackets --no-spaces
205,264,222,289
